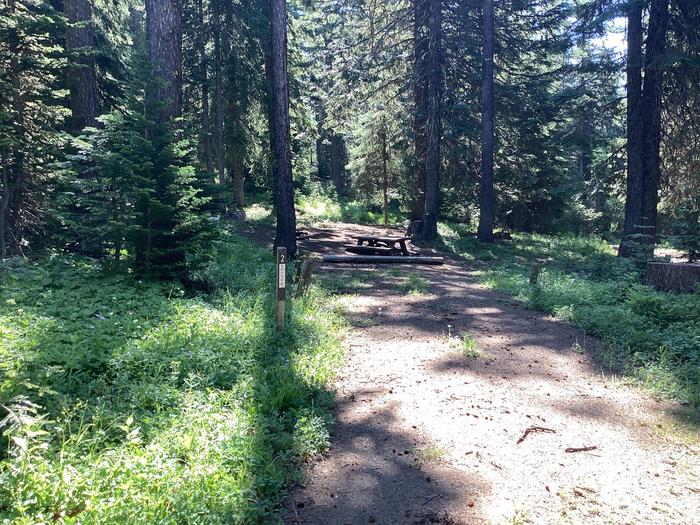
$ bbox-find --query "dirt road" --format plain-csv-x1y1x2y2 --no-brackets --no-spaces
247,222,699,525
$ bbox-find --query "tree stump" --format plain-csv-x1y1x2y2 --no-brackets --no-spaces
407,220,423,237
644,262,700,293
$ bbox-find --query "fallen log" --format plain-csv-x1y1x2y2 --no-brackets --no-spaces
322,255,444,265
644,262,700,293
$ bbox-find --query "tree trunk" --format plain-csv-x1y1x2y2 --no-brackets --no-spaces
197,0,213,174
640,0,669,250
410,0,428,221
270,0,297,256
264,44,276,190
65,0,98,131
0,147,10,258
330,134,347,196
144,0,184,274
232,148,245,208
619,2,644,257
145,0,182,125
619,0,669,259
213,0,226,190
477,0,495,243
421,0,442,241
381,117,389,226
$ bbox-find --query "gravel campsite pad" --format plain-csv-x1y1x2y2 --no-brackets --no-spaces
247,222,700,525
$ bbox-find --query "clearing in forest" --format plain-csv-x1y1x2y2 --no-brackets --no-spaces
251,222,700,525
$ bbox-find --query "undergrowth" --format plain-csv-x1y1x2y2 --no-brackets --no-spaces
240,191,406,228
439,223,700,407
0,233,343,524
296,193,405,226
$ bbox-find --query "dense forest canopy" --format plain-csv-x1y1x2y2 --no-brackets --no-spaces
0,0,698,272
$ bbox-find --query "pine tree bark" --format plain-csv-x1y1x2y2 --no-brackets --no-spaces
213,0,226,189
143,0,184,274
196,0,213,174
381,116,389,226
330,134,347,196
145,0,182,125
477,0,495,243
232,147,245,208
421,0,442,241
619,2,644,257
270,0,297,256
264,44,276,190
64,0,98,130
619,0,669,258
640,0,669,249
411,0,428,221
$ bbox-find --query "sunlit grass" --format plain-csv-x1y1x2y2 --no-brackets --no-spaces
409,445,445,468
391,272,429,294
243,202,273,223
296,193,405,226
297,194,342,222
447,331,483,359
0,234,344,523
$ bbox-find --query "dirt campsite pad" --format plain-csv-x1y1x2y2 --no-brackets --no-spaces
246,222,700,525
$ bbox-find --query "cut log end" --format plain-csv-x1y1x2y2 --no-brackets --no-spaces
645,262,700,293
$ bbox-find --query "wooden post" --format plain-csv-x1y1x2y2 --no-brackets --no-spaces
295,259,315,297
276,247,286,330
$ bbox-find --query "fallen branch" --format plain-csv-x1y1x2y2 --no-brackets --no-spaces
422,494,443,505
565,445,598,453
517,426,556,444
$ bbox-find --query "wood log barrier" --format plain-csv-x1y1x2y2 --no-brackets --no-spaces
323,255,444,265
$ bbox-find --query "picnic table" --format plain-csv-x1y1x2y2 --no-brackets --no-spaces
346,235,412,256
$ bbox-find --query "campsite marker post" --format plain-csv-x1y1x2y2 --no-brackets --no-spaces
276,247,286,330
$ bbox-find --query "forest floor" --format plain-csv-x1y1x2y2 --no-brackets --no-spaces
244,221,700,525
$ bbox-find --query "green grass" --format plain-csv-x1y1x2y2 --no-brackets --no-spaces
0,233,344,523
409,445,445,468
460,333,481,358
439,222,700,407
393,272,430,295
241,192,406,228
296,193,405,226
447,331,484,359
319,269,383,294
242,202,273,224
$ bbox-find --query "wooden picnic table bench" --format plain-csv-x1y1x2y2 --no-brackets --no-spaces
347,235,412,256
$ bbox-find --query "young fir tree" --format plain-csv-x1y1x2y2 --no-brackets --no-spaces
63,3,210,278
0,0,66,257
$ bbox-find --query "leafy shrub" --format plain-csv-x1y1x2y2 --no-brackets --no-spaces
0,234,343,523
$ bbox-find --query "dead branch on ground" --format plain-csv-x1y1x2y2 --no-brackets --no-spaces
516,425,556,444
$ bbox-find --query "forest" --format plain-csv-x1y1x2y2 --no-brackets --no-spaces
1,0,699,523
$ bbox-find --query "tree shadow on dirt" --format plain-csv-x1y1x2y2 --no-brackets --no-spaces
285,394,488,525
316,257,699,439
